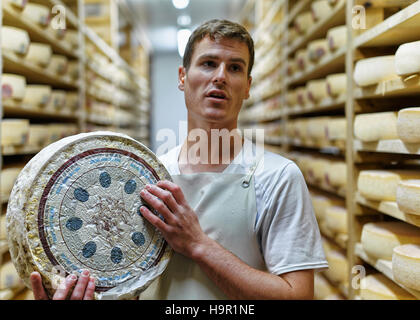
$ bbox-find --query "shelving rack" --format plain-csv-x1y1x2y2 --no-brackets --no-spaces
238,0,420,300
0,0,151,299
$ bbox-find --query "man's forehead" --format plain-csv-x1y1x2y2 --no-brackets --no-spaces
192,36,250,63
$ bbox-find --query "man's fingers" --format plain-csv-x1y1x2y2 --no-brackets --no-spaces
52,273,77,300
140,205,170,233
143,184,179,213
30,272,49,300
157,180,187,206
83,277,96,300
140,189,176,224
70,270,90,300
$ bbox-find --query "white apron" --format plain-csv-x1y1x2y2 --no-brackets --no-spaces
141,157,266,300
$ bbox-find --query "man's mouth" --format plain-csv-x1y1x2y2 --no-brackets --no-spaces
207,90,228,100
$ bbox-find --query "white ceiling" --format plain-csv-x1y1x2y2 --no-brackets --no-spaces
125,0,248,53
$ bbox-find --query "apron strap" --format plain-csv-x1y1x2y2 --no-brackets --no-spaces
241,152,264,188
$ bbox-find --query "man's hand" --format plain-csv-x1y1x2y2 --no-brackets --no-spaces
30,270,96,300
139,180,211,259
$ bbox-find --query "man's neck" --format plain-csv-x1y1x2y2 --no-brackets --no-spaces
178,120,244,174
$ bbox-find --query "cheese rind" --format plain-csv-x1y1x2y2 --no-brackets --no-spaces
314,273,338,299
46,55,68,74
22,85,52,108
311,0,332,21
325,161,346,187
324,248,348,283
294,11,314,34
397,107,420,143
21,3,50,27
24,43,52,67
1,119,30,147
308,39,329,62
306,79,328,103
354,56,398,87
395,41,420,76
326,73,346,97
360,273,415,300
1,74,26,101
325,206,347,234
361,221,420,260
396,180,420,216
358,170,420,202
354,112,398,142
1,26,30,55
327,25,347,51
392,244,420,291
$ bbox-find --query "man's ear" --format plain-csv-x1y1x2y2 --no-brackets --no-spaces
178,66,186,91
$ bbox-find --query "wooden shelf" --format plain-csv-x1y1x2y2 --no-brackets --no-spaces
2,145,42,156
354,1,420,48
287,46,346,86
2,2,78,59
354,75,420,99
287,137,346,153
355,139,420,156
3,51,79,90
3,100,79,121
287,0,345,56
264,135,283,146
355,242,420,300
286,94,345,117
355,193,420,228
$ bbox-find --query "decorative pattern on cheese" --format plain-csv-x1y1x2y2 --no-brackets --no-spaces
361,221,420,260
6,132,173,300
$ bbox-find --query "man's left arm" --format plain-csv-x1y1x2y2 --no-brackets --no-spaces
139,180,314,300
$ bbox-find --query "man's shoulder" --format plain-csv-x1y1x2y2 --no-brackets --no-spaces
157,145,181,174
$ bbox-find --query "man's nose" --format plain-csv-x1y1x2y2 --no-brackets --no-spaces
213,64,227,84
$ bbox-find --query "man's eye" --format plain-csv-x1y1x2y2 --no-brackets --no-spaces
203,61,216,67
230,64,242,72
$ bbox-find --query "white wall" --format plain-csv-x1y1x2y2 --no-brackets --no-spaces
150,52,188,154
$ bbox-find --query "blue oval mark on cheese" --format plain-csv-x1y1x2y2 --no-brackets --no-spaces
132,232,145,246
65,217,83,231
74,187,89,202
99,172,111,188
111,247,123,264
82,241,97,258
124,179,136,194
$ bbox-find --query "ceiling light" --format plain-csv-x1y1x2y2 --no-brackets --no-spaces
177,15,191,26
172,0,189,10
177,28,191,58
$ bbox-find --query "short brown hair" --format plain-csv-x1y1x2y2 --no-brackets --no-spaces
183,19,254,77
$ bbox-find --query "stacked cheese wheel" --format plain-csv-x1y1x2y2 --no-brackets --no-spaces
360,273,415,300
6,132,173,300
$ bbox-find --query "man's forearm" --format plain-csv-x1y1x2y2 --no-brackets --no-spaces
191,236,314,300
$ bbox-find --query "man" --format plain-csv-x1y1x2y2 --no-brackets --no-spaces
30,19,327,300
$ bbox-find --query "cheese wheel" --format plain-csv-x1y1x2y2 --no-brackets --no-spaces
1,26,30,55
65,92,80,110
0,261,25,291
287,59,297,77
397,180,420,216
393,244,420,291
27,125,50,149
288,27,298,44
358,170,420,202
22,85,52,107
0,214,6,240
395,41,420,76
307,158,330,183
325,206,347,234
1,119,30,147
308,39,329,62
326,161,347,187
5,0,27,8
327,25,347,51
354,112,398,142
360,273,415,300
1,74,26,101
325,118,346,141
46,55,68,74
296,49,310,71
314,273,338,299
311,0,333,21
46,90,67,110
354,56,398,87
307,117,330,140
311,194,344,221
1,166,23,201
6,131,173,300
361,221,420,260
21,3,50,27
324,248,348,283
64,30,79,49
326,73,347,97
296,87,307,106
397,107,420,143
286,91,297,107
24,43,52,67
306,79,328,103
67,61,80,80
294,11,314,34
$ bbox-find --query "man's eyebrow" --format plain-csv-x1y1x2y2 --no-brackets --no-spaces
197,54,247,66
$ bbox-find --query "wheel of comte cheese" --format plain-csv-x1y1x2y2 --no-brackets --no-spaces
6,131,173,300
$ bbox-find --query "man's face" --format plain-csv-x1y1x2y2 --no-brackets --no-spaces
178,36,252,128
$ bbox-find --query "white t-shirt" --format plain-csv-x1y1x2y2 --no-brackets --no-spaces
158,142,328,275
